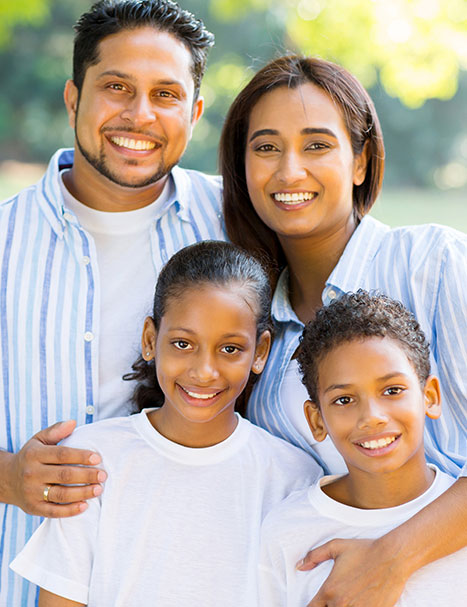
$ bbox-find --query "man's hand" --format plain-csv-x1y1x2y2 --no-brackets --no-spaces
2,420,106,517
297,537,408,607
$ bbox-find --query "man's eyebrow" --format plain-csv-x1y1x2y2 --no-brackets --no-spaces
96,71,185,88
249,127,338,143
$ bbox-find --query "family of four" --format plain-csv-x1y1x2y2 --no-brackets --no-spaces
1,1,466,606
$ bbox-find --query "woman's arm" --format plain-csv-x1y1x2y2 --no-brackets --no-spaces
299,476,467,607
39,588,85,607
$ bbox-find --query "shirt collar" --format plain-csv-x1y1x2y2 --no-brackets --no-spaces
271,268,303,325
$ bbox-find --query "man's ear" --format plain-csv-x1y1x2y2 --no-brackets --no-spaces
142,317,157,361
64,80,79,129
353,139,370,187
191,96,204,127
424,375,442,420
251,330,271,375
304,400,327,442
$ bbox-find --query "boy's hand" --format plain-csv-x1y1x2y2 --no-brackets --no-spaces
4,420,106,517
297,537,408,607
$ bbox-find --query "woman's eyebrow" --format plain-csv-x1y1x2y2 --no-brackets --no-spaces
249,128,279,142
249,127,338,143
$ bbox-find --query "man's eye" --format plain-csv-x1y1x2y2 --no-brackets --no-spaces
108,83,126,91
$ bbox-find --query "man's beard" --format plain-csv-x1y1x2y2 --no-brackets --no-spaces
75,130,174,189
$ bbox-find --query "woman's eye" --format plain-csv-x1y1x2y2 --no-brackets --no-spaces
384,386,404,396
333,396,352,406
173,340,191,350
221,345,239,354
255,143,278,153
307,142,329,151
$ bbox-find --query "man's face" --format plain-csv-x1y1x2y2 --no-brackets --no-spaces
65,27,203,191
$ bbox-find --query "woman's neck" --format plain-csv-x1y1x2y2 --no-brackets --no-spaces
280,214,357,323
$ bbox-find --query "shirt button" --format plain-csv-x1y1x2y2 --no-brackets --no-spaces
84,331,94,342
63,212,74,222
86,405,95,415
82,256,90,265
328,289,337,300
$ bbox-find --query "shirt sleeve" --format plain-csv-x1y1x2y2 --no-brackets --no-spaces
433,233,467,478
258,523,288,607
10,492,100,604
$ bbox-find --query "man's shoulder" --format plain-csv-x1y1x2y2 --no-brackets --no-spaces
172,166,222,204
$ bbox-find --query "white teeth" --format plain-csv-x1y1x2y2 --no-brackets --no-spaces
359,436,397,450
184,389,218,400
110,136,156,150
273,192,315,204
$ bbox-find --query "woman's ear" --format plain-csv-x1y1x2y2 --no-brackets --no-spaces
353,139,370,187
424,375,442,420
142,317,157,361
304,400,328,442
251,330,272,375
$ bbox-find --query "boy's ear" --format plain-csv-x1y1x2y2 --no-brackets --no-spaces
424,375,442,420
304,400,327,442
142,317,157,361
251,330,271,375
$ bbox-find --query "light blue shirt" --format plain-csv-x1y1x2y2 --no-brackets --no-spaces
0,148,225,607
248,215,467,477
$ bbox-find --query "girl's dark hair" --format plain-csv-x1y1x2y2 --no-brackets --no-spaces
298,290,431,405
123,240,272,414
73,0,214,101
220,55,385,281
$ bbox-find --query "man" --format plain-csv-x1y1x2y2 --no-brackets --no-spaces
0,1,223,604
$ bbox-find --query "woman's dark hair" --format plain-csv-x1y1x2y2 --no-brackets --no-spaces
298,290,431,405
220,55,385,279
123,240,272,414
73,0,214,101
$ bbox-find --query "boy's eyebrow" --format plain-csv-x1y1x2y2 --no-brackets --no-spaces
323,372,410,394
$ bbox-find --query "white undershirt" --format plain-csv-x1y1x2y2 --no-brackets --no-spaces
60,171,173,419
280,358,347,474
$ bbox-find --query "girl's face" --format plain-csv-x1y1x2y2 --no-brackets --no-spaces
142,284,270,446
244,82,367,244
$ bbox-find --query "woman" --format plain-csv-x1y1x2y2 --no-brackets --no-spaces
220,55,467,607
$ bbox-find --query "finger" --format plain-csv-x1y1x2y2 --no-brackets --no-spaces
35,420,78,446
31,444,102,467
41,500,90,519
45,482,103,505
296,540,337,571
38,464,107,487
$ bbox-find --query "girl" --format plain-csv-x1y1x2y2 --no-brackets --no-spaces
11,241,321,607
219,55,467,607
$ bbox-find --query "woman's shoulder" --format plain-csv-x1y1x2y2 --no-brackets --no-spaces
383,221,466,249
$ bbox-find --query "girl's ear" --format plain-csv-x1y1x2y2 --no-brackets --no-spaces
142,317,157,361
353,139,370,187
304,400,328,442
424,375,442,420
251,330,272,375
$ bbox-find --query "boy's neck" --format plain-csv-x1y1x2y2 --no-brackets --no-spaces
147,407,239,448
322,460,436,509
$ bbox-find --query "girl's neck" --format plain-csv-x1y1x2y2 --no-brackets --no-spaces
279,214,357,323
147,406,238,448
322,457,435,510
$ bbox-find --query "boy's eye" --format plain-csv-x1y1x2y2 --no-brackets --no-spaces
384,386,404,396
333,395,353,406
172,340,191,350
221,345,240,354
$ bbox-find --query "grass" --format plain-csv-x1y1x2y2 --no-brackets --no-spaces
0,163,465,233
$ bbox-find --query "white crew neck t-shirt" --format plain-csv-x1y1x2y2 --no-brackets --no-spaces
11,411,321,606
60,173,172,419
259,466,466,606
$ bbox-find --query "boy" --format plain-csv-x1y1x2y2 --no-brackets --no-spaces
259,291,467,606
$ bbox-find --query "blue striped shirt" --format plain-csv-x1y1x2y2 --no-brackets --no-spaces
248,215,467,477
0,148,225,607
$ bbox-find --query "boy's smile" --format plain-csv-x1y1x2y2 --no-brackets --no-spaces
306,336,441,507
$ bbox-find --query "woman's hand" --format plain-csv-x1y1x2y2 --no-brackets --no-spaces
298,537,408,607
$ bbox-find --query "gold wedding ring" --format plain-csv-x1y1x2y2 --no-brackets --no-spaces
43,485,52,502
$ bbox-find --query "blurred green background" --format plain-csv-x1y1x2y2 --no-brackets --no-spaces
0,0,466,231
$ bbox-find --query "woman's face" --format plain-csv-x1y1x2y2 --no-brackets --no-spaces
244,82,367,243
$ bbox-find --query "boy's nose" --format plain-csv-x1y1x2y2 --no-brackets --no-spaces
357,398,389,429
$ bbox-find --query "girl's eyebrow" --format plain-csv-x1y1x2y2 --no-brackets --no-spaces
248,127,337,143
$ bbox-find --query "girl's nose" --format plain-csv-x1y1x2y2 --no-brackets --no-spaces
189,352,220,383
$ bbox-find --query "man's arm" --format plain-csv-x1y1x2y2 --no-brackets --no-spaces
299,477,467,607
0,420,106,517
39,588,85,607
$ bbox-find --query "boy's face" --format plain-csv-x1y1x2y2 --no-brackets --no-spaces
305,336,441,479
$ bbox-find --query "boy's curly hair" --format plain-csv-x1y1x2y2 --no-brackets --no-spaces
298,290,431,404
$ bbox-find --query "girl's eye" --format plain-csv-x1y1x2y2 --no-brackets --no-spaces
333,395,353,406
384,386,404,396
173,340,191,350
221,345,240,354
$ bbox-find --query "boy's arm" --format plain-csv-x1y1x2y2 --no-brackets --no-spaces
39,589,85,607
299,476,467,607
